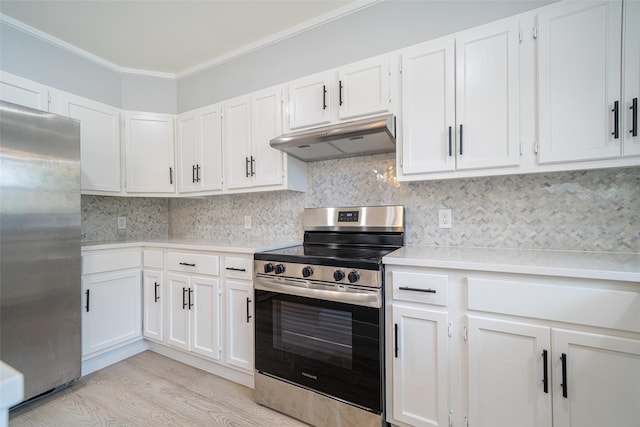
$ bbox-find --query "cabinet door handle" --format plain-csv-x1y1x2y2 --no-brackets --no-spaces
322,85,327,110
631,97,638,137
448,126,452,157
179,262,196,267
250,156,255,176
182,287,188,309
246,297,252,323
394,323,399,358
399,286,436,293
245,157,250,177
192,165,196,183
612,101,620,139
542,349,549,394
188,288,193,310
85,289,90,312
169,167,173,185
459,124,464,155
560,353,568,398
196,164,201,182
226,267,247,272
154,282,160,302
339,80,344,106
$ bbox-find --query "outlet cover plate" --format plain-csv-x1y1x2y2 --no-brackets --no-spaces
439,209,452,229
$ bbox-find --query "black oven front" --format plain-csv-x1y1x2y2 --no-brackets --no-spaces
254,286,383,413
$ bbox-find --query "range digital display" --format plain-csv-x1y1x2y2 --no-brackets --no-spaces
338,211,359,222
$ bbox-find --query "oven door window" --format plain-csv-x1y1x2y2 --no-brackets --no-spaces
255,289,382,412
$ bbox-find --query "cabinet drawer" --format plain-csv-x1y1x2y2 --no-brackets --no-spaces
224,256,253,280
143,250,163,269
392,271,448,306
468,278,640,333
166,252,219,276
82,249,141,275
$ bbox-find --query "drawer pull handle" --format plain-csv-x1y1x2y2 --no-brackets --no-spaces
226,267,247,272
179,262,196,267
399,286,436,294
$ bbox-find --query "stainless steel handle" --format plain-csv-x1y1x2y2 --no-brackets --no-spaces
255,276,381,308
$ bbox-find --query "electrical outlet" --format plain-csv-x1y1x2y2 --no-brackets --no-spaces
244,215,251,229
438,209,452,229
117,216,127,230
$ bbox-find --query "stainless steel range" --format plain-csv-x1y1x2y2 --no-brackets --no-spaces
253,205,404,427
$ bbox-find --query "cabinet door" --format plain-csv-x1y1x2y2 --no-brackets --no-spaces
338,55,390,120
124,112,175,193
390,305,448,427
467,316,552,427
288,71,332,129
623,0,640,156
401,37,456,175
176,112,199,193
166,273,190,351
60,93,121,193
251,87,284,187
82,269,142,356
455,18,520,170
199,105,223,191
224,96,253,190
0,71,50,112
143,270,163,342
537,1,623,163
226,280,253,371
552,329,640,427
191,276,221,361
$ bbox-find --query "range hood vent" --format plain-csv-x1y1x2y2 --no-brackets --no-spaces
270,114,396,162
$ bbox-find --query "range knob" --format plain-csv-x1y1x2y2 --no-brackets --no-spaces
263,263,274,273
333,269,345,281
302,266,314,278
348,270,360,283
274,264,286,274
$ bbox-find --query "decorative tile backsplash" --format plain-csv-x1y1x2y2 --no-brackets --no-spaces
82,155,640,253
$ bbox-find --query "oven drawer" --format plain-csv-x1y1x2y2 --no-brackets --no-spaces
392,271,448,306
166,252,220,276
224,256,253,279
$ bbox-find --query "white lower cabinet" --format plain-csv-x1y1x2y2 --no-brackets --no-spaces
142,270,163,342
225,280,253,371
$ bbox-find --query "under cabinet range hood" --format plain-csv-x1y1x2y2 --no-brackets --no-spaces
270,114,396,161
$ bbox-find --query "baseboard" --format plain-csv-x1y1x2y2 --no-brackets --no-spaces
146,341,254,388
81,339,148,376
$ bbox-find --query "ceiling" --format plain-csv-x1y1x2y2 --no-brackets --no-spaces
0,0,370,77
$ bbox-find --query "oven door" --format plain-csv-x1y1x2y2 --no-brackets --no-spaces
254,284,383,412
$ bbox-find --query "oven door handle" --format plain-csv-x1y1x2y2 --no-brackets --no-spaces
254,277,381,308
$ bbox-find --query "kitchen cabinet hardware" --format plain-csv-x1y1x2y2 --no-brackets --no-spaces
339,80,344,106
394,323,399,358
459,124,464,155
154,282,160,302
196,164,201,182
448,126,453,157
399,286,436,293
169,167,173,185
179,262,196,267
561,352,568,398
226,267,247,272
246,297,252,323
85,289,90,312
192,165,197,183
182,287,188,309
631,98,638,137
612,100,620,139
250,156,255,176
188,288,193,309
322,85,327,110
245,157,250,177
542,349,549,393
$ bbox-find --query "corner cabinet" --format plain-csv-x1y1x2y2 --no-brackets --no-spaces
124,111,176,195
142,250,164,342
176,104,223,194
399,16,520,180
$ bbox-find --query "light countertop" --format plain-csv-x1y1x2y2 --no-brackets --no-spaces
383,246,640,283
0,361,23,425
81,238,301,254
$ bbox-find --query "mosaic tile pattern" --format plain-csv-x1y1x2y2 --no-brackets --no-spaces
81,156,640,253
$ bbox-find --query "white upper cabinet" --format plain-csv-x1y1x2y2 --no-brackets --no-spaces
59,92,122,194
399,17,520,180
288,71,332,130
176,104,223,194
124,112,176,194
251,87,285,188
623,0,640,157
224,95,253,190
0,71,53,112
286,54,392,131
537,1,623,163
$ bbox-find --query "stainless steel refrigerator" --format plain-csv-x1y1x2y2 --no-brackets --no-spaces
0,100,81,404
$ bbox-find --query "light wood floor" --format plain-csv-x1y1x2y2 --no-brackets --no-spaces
10,351,309,426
